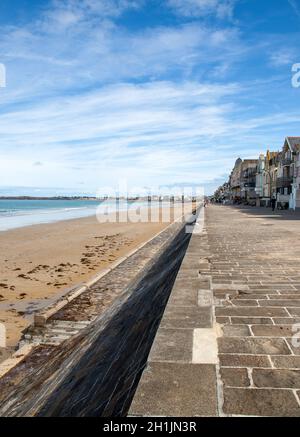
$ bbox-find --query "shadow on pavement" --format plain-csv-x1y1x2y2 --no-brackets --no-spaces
218,204,300,221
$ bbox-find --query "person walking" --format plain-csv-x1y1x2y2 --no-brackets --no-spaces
271,196,276,212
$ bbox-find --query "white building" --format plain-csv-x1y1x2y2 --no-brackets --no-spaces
288,137,300,210
255,154,265,205
277,137,300,210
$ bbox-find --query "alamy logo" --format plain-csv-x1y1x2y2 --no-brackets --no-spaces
292,63,300,88
0,323,6,348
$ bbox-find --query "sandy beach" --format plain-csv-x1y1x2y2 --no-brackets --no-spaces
0,205,191,349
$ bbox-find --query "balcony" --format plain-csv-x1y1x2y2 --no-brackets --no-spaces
276,177,293,188
241,171,257,180
281,158,292,166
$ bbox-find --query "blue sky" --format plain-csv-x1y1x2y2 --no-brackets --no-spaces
0,0,300,196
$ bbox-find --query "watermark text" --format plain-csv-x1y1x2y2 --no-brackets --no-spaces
94,181,204,234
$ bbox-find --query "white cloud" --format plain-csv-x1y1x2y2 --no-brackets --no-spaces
167,0,236,19
1,77,299,192
270,49,296,66
0,80,242,189
0,17,242,107
41,0,143,30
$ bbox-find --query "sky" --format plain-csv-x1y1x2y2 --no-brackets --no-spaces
0,0,300,196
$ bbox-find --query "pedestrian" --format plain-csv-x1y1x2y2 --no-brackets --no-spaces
271,196,276,212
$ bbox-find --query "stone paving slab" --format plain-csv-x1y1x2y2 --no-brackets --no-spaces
223,387,300,416
218,337,292,355
167,288,198,306
160,305,212,329
192,328,218,364
148,328,193,363
130,362,218,417
219,354,271,368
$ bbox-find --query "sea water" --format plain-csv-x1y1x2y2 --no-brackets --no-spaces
0,199,146,231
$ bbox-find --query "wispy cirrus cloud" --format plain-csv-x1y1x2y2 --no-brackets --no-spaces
270,48,297,67
167,0,237,19
41,0,143,29
1,77,299,192
0,15,242,105
288,0,300,18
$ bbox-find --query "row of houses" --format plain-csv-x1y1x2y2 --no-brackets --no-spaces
214,137,300,210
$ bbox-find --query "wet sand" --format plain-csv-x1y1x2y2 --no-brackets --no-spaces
0,205,190,347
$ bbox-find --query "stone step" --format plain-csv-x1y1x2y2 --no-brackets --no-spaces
21,319,92,347
47,328,80,335
50,320,90,328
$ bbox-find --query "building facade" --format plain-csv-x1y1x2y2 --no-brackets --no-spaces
255,154,265,205
275,138,300,209
229,158,243,201
263,150,279,205
240,159,258,203
286,137,300,210
214,136,300,210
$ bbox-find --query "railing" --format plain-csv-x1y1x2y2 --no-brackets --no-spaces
241,171,257,179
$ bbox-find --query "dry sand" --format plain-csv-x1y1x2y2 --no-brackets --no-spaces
0,205,191,348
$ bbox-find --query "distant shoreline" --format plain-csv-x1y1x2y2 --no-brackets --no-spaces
0,196,196,201
0,196,98,201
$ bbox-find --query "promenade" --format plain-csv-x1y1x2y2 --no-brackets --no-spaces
131,205,300,417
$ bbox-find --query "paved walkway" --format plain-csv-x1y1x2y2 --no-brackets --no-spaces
130,205,300,417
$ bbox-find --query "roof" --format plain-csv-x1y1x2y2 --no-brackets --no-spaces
233,158,242,168
285,137,300,152
241,159,258,170
266,150,279,162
